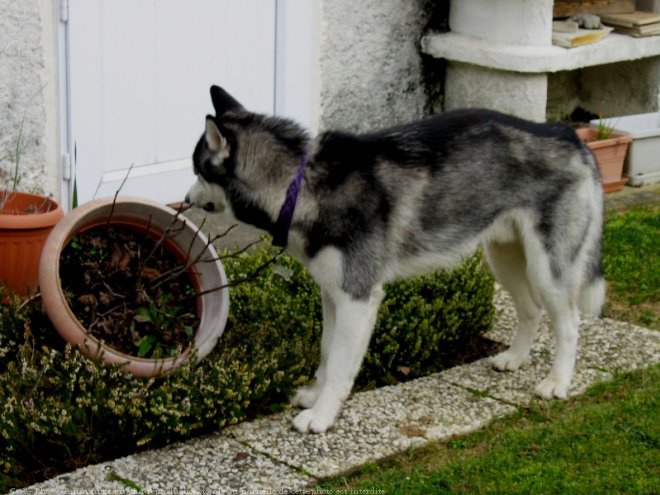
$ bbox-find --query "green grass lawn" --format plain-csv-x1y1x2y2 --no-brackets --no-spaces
603,204,659,330
320,366,659,494
320,204,660,494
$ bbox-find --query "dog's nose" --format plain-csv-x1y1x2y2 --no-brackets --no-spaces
203,202,215,212
184,193,191,204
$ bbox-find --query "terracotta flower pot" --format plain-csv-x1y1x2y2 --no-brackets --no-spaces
576,128,633,193
0,191,64,298
39,196,229,377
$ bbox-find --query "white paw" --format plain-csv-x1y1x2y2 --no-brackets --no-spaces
292,407,336,434
535,376,569,400
490,350,530,372
290,384,322,409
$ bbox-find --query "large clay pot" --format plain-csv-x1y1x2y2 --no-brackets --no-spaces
0,191,64,298
39,196,229,377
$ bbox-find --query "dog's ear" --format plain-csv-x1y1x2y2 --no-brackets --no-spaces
210,85,244,116
205,116,229,155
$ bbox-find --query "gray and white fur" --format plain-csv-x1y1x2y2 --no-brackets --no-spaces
186,86,606,434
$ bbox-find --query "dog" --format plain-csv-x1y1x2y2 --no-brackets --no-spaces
186,85,605,434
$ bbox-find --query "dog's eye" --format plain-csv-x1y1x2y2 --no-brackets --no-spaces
203,161,217,177
201,160,231,187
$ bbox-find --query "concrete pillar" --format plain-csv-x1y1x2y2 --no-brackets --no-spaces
445,62,548,121
444,0,553,121
449,0,553,46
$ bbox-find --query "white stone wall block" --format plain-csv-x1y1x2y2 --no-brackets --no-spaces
318,0,433,132
449,0,553,46
0,0,58,196
445,62,548,122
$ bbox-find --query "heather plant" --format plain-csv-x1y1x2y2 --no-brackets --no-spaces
0,244,493,490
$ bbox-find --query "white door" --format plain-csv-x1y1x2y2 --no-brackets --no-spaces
63,0,280,205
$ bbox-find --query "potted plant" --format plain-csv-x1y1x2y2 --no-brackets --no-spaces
38,196,230,377
0,126,64,298
590,112,660,187
576,118,633,193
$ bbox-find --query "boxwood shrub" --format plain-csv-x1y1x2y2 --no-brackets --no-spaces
363,253,495,385
0,243,493,490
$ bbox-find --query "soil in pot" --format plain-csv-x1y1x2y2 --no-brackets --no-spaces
59,224,200,359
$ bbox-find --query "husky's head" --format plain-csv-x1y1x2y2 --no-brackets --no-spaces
185,86,244,213
186,86,309,237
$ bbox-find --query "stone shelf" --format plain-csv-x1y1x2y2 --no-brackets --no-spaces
421,31,660,73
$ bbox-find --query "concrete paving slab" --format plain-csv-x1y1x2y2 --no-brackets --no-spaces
17,434,311,494
578,318,660,372
438,355,612,406
488,286,660,368
476,287,659,404
228,375,516,479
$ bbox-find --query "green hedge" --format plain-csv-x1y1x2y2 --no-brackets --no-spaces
0,244,493,490
364,253,495,385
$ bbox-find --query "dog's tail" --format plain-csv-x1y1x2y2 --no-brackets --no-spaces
578,237,606,317
579,275,606,317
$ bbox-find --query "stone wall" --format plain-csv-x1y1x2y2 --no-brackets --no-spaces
547,59,660,121
317,0,435,133
0,0,58,196
544,0,660,121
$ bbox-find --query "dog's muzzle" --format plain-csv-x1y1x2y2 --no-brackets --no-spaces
185,194,215,212
185,179,227,213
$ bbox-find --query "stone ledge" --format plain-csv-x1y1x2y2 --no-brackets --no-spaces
421,31,660,73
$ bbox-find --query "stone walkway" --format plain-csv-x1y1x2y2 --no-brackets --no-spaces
17,184,660,494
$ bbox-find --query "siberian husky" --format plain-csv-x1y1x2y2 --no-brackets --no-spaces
186,86,605,434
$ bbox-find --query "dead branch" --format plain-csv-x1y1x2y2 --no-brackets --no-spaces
106,163,135,227
179,246,286,302
147,223,241,291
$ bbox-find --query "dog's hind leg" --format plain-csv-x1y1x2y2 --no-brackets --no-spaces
292,286,384,433
534,286,580,400
523,234,581,399
527,197,599,399
291,289,335,409
485,240,543,372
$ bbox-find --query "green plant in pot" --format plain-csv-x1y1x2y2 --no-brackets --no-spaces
576,115,632,193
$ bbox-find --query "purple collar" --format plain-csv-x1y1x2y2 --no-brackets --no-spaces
272,153,307,247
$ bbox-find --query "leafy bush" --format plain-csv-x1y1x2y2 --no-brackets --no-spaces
0,244,493,490
364,254,495,385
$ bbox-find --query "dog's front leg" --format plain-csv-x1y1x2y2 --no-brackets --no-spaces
292,287,384,433
291,289,336,409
